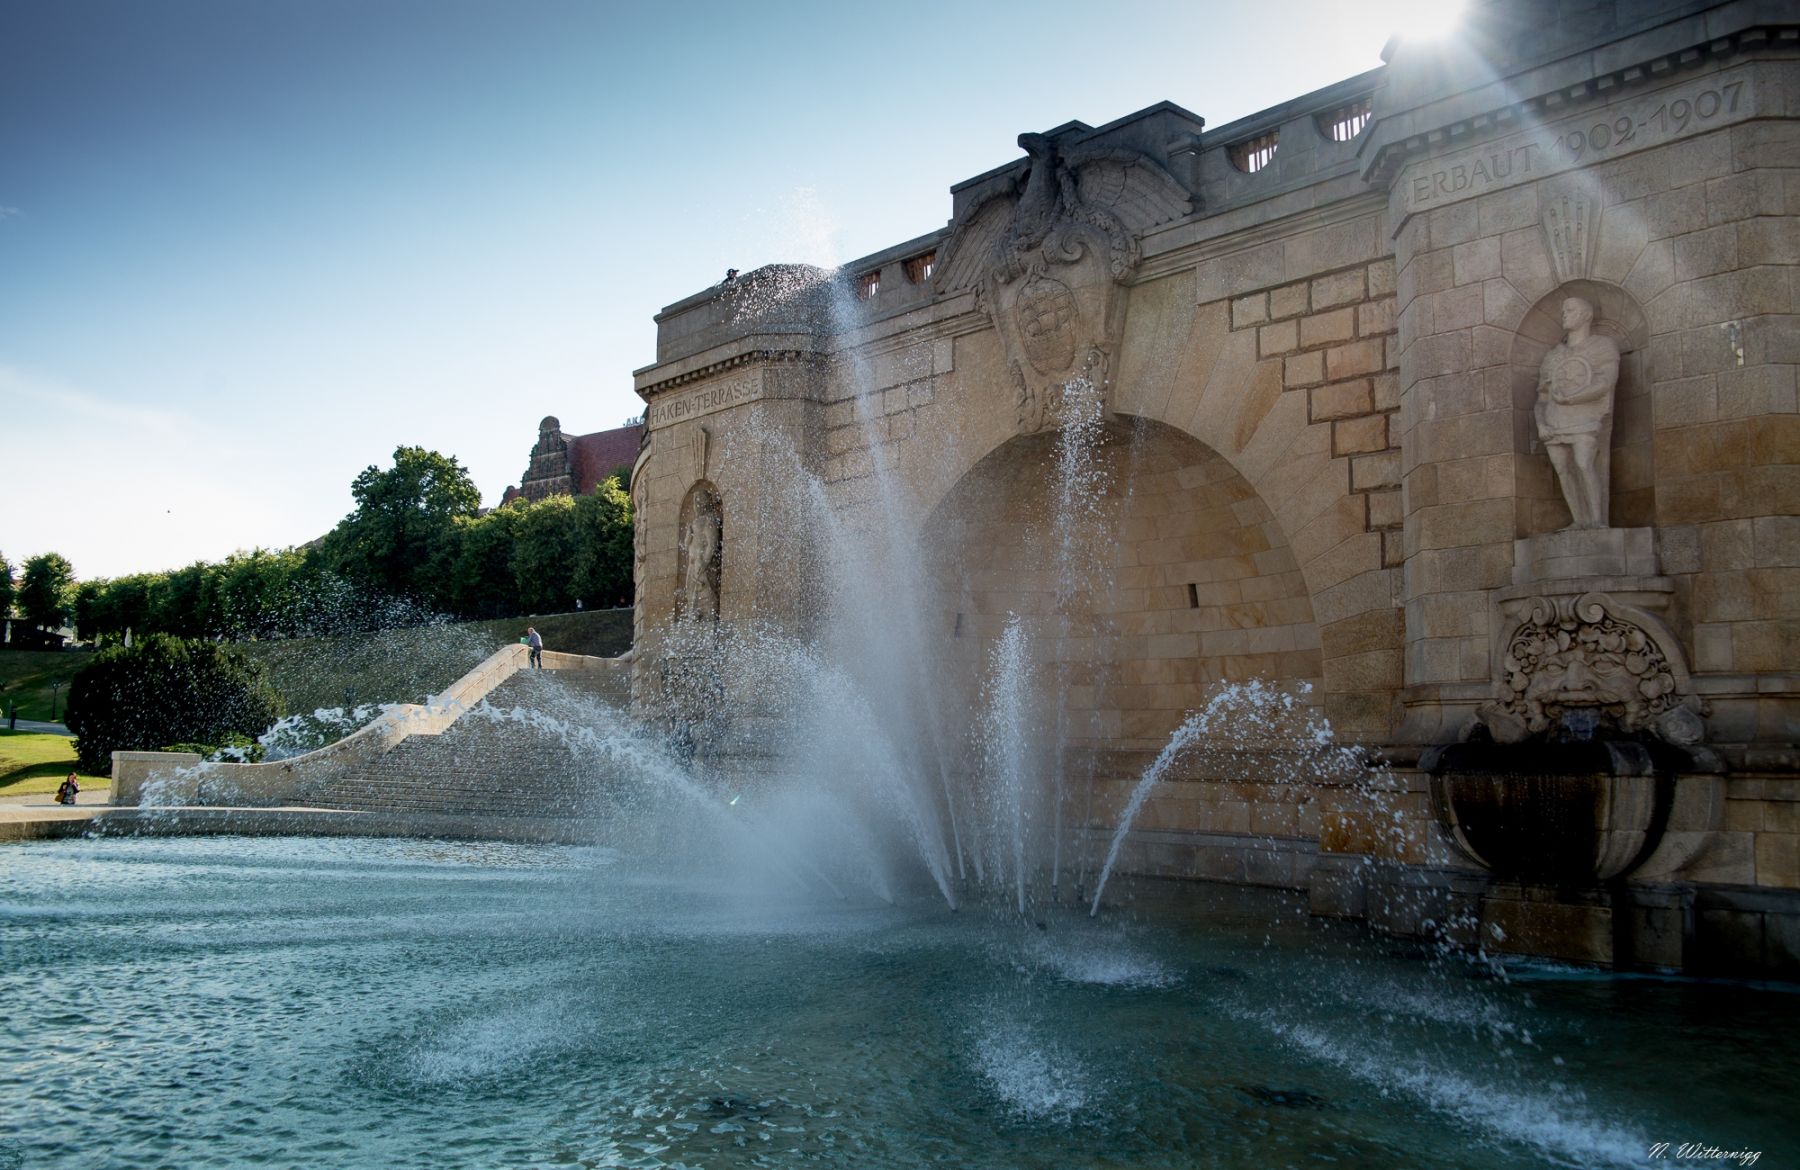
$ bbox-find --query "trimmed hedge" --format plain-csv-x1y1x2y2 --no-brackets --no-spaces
65,635,283,774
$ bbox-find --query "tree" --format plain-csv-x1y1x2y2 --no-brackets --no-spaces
510,494,580,613
572,476,634,607
445,506,523,619
64,634,284,774
317,446,481,605
18,552,75,631
0,551,14,619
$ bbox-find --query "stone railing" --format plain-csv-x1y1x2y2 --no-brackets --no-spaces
111,643,623,807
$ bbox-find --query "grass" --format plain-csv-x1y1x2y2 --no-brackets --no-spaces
241,608,633,714
0,648,93,724
0,729,107,796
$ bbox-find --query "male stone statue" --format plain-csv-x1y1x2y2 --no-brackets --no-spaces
681,507,721,620
1535,296,1619,529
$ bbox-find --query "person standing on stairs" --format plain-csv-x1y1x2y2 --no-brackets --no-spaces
526,626,543,670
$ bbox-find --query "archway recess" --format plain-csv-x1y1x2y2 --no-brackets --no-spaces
923,415,1323,771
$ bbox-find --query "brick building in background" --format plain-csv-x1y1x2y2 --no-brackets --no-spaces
500,415,644,505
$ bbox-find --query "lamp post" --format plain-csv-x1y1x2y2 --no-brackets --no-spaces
50,680,63,723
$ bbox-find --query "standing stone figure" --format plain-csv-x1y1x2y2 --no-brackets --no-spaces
1535,296,1620,529
680,505,721,621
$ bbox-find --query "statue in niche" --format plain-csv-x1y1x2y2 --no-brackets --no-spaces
934,131,1192,433
1535,296,1619,529
679,501,721,622
1477,592,1705,745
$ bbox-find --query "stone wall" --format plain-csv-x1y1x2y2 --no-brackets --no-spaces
628,2,1800,972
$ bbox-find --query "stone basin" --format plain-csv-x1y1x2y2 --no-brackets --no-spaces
1425,739,1678,885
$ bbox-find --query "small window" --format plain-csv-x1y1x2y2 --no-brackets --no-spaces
1228,130,1279,174
903,251,936,284
854,270,880,301
1317,97,1373,143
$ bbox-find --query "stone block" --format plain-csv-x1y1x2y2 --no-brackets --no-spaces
1357,297,1396,338
1284,350,1325,388
1408,332,1470,380
1327,339,1387,381
1512,526,1658,582
1475,185,1536,237
1755,516,1800,567
1685,267,1791,328
1311,268,1366,310
1309,378,1372,421
1452,237,1501,285
1757,833,1800,890
1368,258,1396,299
1194,240,1285,305
1270,281,1309,319
1301,308,1357,348
1641,183,1711,242
1231,292,1269,329
1499,227,1554,301
1720,364,1793,418
1428,200,1478,249
1652,376,1718,427
1366,488,1403,529
1259,318,1298,357
1351,450,1401,492
1433,284,1486,332
1672,223,1740,282
1742,216,1800,266
1333,414,1389,455
1371,372,1401,411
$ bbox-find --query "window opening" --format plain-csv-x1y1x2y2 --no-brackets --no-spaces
1228,129,1279,174
1317,96,1373,142
855,270,881,301
903,251,936,284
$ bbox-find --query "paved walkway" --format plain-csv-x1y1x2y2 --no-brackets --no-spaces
5,720,72,736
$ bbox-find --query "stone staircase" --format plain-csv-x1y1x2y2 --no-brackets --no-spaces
307,667,630,821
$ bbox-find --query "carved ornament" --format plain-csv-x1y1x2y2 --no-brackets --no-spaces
935,132,1191,433
1477,591,1705,746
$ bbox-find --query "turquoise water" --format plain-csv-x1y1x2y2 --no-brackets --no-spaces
2,836,1794,1169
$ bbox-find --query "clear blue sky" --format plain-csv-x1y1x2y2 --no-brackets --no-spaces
1,0,1446,579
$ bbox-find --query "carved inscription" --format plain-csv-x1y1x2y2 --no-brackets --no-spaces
646,376,759,427
1401,68,1755,215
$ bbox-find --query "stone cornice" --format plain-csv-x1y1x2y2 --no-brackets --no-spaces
635,346,821,401
1363,20,1798,186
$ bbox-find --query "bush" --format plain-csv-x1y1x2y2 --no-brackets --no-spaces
64,635,284,774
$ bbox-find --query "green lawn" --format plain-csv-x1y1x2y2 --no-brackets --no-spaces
0,729,107,796
0,648,92,724
242,608,632,713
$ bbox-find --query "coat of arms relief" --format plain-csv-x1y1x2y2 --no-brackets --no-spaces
934,131,1193,434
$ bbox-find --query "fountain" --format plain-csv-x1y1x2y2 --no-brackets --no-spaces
11,4,1800,1163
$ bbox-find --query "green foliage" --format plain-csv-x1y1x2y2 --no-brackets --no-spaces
572,476,635,607
316,445,481,604
511,494,581,613
160,733,266,763
445,505,523,619
64,634,284,774
18,552,75,631
59,450,636,646
0,551,15,618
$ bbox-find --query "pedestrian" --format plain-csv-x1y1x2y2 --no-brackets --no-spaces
56,772,80,805
526,626,543,669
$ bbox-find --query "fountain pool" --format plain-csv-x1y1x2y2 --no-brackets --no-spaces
4,834,1793,1169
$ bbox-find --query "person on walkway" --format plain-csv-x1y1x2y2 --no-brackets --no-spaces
56,772,80,805
526,626,543,669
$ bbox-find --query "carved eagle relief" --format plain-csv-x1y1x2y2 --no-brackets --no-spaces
932,132,1193,433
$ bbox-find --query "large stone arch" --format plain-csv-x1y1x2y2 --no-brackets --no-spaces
901,273,1401,742
922,415,1324,760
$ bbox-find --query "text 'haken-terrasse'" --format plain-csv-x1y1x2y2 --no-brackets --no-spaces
648,379,759,426
1406,76,1750,211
